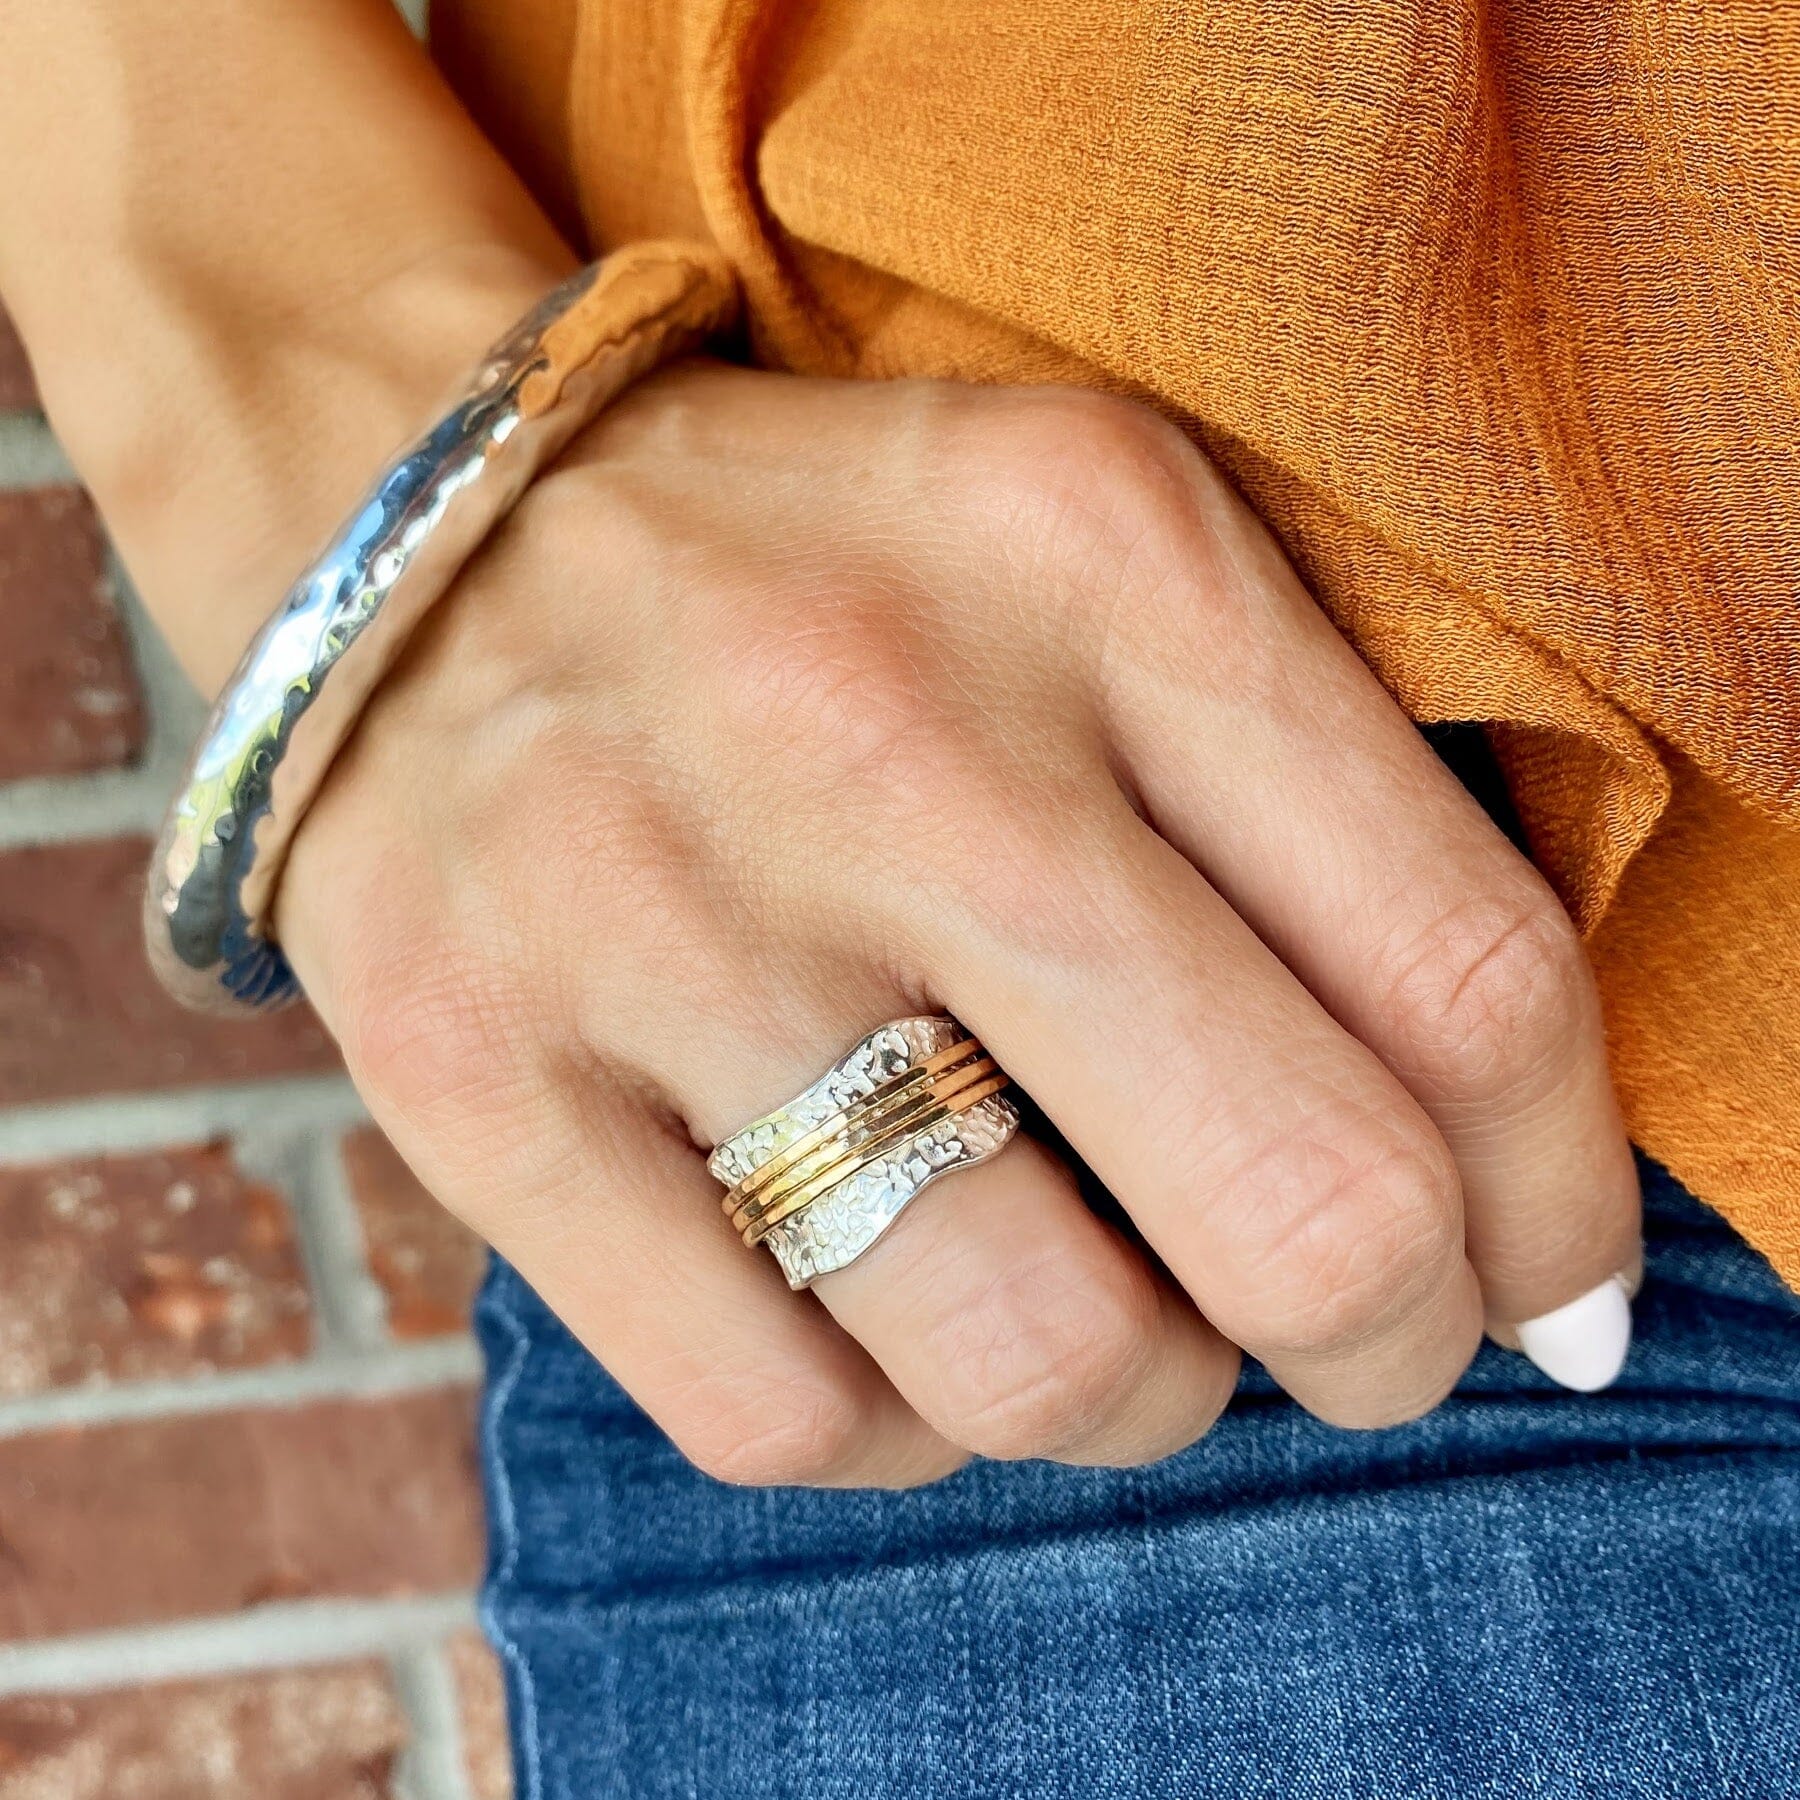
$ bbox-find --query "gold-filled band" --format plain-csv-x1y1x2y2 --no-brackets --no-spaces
727,1051,996,1233
721,1038,984,1217
741,1071,1011,1246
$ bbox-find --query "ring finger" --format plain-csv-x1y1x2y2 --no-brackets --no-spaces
656,959,1241,1468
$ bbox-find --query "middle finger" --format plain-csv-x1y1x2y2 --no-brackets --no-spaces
651,959,1242,1467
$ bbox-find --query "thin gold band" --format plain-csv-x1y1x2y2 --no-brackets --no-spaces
731,1059,1002,1239
721,1038,983,1219
738,1065,1008,1238
741,1068,1010,1245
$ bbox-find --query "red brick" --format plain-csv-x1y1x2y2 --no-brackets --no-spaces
0,1389,483,1642
342,1128,487,1339
449,1631,514,1800
0,836,340,1108
0,1142,310,1398
0,1662,407,1799
0,489,144,782
0,310,34,411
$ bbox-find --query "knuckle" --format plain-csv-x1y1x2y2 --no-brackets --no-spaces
679,1378,868,1488
1226,1117,1463,1359
985,387,1189,490
927,1249,1158,1460
971,390,1197,552
1306,1304,1483,1434
953,388,1249,677
493,722,759,1025
1385,886,1594,1100
705,576,954,803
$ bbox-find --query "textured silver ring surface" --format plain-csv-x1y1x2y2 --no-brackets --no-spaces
144,245,736,1012
709,1017,1021,1288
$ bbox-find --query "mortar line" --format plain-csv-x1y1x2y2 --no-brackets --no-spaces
0,1074,366,1163
0,754,174,847
289,1121,395,1355
0,1335,481,1439
234,1125,364,1357
0,413,74,489
393,1640,480,1800
110,552,209,767
0,1073,397,1353
0,1593,479,1699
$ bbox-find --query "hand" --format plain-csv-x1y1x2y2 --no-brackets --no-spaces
278,359,1641,1486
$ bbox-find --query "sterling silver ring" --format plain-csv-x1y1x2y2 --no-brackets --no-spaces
708,1017,1022,1288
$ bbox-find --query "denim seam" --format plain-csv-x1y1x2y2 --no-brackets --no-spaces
479,1272,547,1800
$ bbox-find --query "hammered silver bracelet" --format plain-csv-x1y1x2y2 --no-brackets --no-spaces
144,242,737,1013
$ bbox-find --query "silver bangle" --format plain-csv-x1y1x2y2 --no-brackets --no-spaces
144,243,737,1012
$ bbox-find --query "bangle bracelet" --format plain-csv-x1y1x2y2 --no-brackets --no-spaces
144,242,738,1013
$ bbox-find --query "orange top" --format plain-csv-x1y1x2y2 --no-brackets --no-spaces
433,0,1800,1288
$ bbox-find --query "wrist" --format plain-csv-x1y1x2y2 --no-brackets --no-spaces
62,235,574,695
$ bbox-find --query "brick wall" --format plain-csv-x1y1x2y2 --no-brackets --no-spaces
0,305,511,1798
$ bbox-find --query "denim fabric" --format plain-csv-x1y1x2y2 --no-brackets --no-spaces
477,1160,1800,1799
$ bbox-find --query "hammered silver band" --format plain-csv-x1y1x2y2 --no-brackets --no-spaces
708,1017,1022,1288
145,242,738,1012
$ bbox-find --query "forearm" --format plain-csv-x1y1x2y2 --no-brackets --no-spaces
0,0,572,692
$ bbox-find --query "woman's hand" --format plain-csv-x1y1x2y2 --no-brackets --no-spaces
279,360,1641,1486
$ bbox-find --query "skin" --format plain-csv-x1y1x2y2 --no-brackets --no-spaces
0,1,1641,1487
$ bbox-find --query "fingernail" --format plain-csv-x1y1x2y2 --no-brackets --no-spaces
1516,1275,1633,1392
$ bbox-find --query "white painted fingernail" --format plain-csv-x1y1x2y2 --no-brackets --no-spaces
1516,1275,1633,1392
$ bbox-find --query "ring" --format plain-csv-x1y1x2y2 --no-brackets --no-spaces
707,1017,1021,1288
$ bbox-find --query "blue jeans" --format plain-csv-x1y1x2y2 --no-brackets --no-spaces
476,1160,1800,1798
